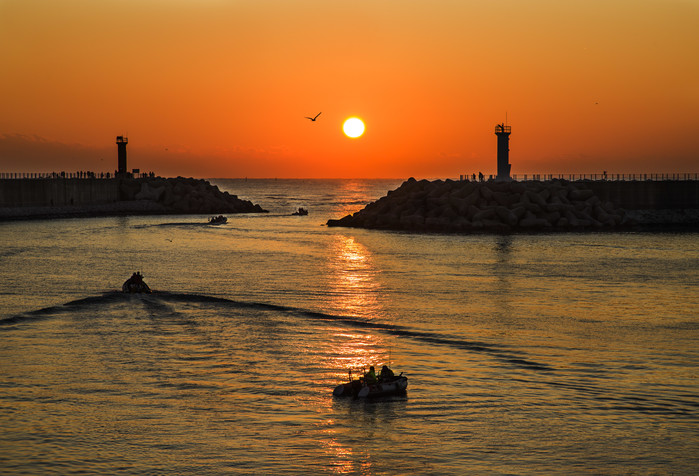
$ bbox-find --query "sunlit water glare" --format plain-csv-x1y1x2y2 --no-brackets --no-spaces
1,179,697,474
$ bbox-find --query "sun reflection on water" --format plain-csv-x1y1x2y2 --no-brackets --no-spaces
313,234,404,469
326,235,382,319
324,235,390,376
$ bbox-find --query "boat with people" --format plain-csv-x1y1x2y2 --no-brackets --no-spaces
291,207,308,216
333,365,408,398
209,215,227,224
122,272,151,293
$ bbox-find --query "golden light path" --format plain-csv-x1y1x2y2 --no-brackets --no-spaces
316,234,392,474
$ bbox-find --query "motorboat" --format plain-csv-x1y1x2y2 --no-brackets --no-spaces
209,215,227,224
122,272,151,293
291,207,308,216
333,367,408,398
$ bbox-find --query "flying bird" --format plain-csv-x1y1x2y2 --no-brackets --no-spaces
305,112,321,122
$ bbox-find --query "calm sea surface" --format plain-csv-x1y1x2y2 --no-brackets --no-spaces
1,179,697,475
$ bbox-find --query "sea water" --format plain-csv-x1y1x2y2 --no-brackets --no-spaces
0,179,697,475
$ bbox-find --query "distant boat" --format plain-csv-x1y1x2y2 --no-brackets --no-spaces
291,207,308,216
122,272,151,294
209,215,227,224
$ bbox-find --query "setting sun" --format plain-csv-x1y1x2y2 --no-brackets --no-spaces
343,118,365,139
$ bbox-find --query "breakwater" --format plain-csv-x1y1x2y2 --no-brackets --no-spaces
327,178,699,233
584,180,698,210
0,177,266,220
0,178,118,207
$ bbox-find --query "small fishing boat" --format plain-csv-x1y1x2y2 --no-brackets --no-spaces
291,207,308,216
209,215,227,224
122,272,151,293
333,366,408,398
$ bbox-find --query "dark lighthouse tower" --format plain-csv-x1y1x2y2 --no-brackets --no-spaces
494,123,511,181
116,136,128,176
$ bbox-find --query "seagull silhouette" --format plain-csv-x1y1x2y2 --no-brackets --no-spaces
305,112,321,122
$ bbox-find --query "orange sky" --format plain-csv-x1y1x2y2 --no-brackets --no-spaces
1,0,697,178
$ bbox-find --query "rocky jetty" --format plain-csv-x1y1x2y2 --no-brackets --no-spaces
119,177,266,214
327,178,632,233
0,176,266,221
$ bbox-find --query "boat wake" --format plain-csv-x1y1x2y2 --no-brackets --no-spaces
0,290,550,371
2,290,697,418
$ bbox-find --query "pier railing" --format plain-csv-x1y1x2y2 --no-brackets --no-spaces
0,171,154,179
460,173,699,182
3,172,699,182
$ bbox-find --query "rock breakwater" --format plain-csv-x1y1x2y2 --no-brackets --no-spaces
0,176,266,221
327,178,632,233
119,177,266,214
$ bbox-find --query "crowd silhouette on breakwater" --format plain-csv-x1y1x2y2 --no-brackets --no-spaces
459,172,698,182
2,172,697,182
0,171,156,180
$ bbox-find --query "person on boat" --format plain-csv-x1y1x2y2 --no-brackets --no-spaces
123,271,151,293
379,365,394,382
364,366,377,384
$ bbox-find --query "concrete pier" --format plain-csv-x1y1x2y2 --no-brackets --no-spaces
0,178,118,208
584,180,698,210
